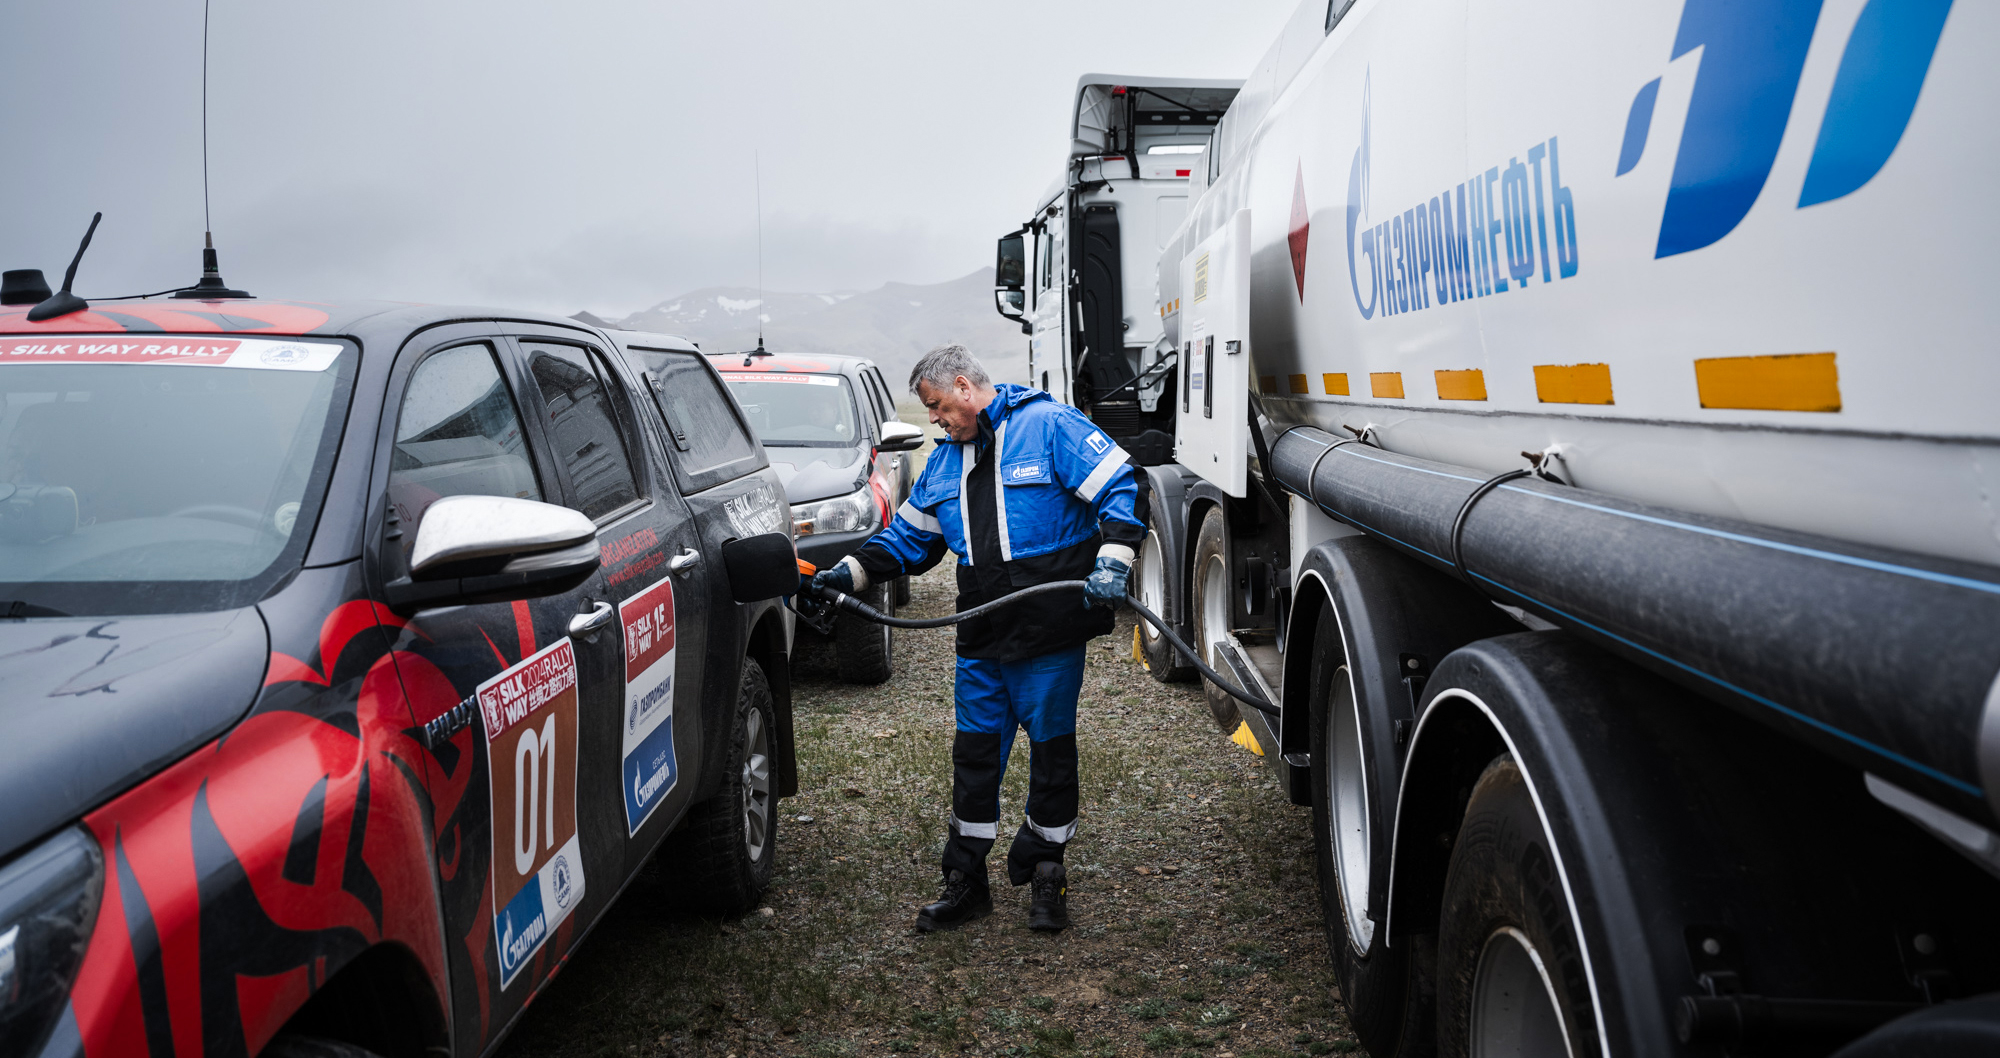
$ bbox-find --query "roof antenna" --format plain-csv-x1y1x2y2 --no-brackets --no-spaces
753,151,768,356
26,212,102,322
174,0,249,300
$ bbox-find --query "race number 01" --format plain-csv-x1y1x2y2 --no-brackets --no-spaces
478,636,586,990
513,714,558,875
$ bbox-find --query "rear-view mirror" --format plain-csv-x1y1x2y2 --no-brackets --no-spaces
721,532,800,603
385,495,600,614
878,421,925,452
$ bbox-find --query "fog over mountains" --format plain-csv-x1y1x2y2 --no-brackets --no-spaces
584,268,1027,395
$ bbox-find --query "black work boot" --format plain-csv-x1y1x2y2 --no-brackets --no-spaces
915,869,993,933
1027,861,1069,932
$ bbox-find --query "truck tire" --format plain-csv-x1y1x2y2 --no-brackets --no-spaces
1308,617,1435,1058
660,658,778,916
1136,510,1193,682
895,574,911,607
835,580,895,684
1190,507,1240,731
1437,755,1598,1058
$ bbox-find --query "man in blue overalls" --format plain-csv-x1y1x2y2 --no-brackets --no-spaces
811,344,1143,932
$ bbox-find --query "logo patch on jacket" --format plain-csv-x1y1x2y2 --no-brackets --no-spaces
1086,432,1111,455
1003,460,1051,485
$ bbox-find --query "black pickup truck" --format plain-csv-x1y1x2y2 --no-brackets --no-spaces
0,297,799,1058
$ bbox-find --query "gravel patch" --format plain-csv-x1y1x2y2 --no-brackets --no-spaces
499,562,1358,1058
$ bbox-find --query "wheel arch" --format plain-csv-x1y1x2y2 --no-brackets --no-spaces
270,942,448,1058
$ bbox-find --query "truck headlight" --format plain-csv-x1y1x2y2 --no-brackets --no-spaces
0,828,103,1057
792,484,879,536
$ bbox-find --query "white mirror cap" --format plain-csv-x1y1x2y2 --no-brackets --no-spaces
880,421,924,442
409,495,597,575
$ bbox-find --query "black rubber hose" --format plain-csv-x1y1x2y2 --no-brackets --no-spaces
814,581,1279,717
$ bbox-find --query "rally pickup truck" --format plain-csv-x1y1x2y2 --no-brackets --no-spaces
0,298,800,1058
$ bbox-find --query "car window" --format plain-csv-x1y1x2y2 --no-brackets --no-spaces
622,347,764,492
864,369,894,429
522,342,642,521
388,342,541,556
0,335,353,614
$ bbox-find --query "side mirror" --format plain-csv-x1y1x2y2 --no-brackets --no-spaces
878,421,925,452
721,532,800,603
385,495,600,614
995,231,1026,289
993,288,1026,324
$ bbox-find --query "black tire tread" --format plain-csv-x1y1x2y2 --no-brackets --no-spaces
835,580,895,684
1190,508,1241,732
659,660,778,916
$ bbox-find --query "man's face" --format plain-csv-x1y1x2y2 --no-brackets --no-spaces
916,377,987,442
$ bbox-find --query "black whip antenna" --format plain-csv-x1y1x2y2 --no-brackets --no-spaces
175,0,249,300
25,213,102,322
754,150,766,352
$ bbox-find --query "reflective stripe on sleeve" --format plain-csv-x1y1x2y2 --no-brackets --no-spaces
896,500,941,535
1074,445,1132,503
950,814,998,840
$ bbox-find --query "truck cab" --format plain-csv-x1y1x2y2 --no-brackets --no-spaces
994,74,1240,467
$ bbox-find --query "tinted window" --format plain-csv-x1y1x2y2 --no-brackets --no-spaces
389,343,540,556
524,342,641,520
623,348,762,489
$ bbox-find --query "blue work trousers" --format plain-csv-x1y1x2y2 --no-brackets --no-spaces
944,646,1087,885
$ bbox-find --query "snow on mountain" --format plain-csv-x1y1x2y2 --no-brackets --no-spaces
608,269,1026,394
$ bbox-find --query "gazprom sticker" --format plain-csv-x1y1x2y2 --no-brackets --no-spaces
619,574,678,834
1002,460,1051,485
479,638,585,990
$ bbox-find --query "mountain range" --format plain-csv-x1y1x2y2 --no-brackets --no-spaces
582,268,1028,394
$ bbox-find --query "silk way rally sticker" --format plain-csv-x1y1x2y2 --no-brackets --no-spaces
0,336,342,371
619,574,679,834
479,637,585,990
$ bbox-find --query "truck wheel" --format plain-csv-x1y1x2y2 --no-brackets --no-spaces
1136,513,1193,682
835,580,895,684
1308,618,1436,1058
895,574,911,607
660,658,779,915
1437,756,1598,1058
1190,507,1240,731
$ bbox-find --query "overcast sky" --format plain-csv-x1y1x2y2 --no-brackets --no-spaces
2,1,1296,318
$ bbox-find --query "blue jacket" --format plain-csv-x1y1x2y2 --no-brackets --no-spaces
851,384,1144,659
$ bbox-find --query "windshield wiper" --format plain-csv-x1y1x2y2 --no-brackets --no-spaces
0,601,71,619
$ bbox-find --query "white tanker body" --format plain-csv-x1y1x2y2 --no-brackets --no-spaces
1022,1,2000,1054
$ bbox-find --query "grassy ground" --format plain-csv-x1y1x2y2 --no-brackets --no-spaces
499,563,1357,1058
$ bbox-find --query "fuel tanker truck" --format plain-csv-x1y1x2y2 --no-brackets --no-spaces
993,1,2000,1054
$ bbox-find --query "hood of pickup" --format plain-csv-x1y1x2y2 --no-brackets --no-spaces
0,608,268,859
767,446,869,505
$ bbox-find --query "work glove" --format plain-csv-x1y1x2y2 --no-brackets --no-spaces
1083,555,1131,610
809,558,862,600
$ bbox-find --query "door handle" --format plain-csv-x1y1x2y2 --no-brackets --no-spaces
668,547,702,575
568,601,614,638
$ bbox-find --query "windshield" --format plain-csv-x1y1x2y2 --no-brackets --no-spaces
0,335,354,615
722,373,860,447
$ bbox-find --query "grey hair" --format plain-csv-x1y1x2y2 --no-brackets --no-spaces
908,343,990,395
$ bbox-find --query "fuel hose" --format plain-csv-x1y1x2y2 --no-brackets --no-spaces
801,581,1278,717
